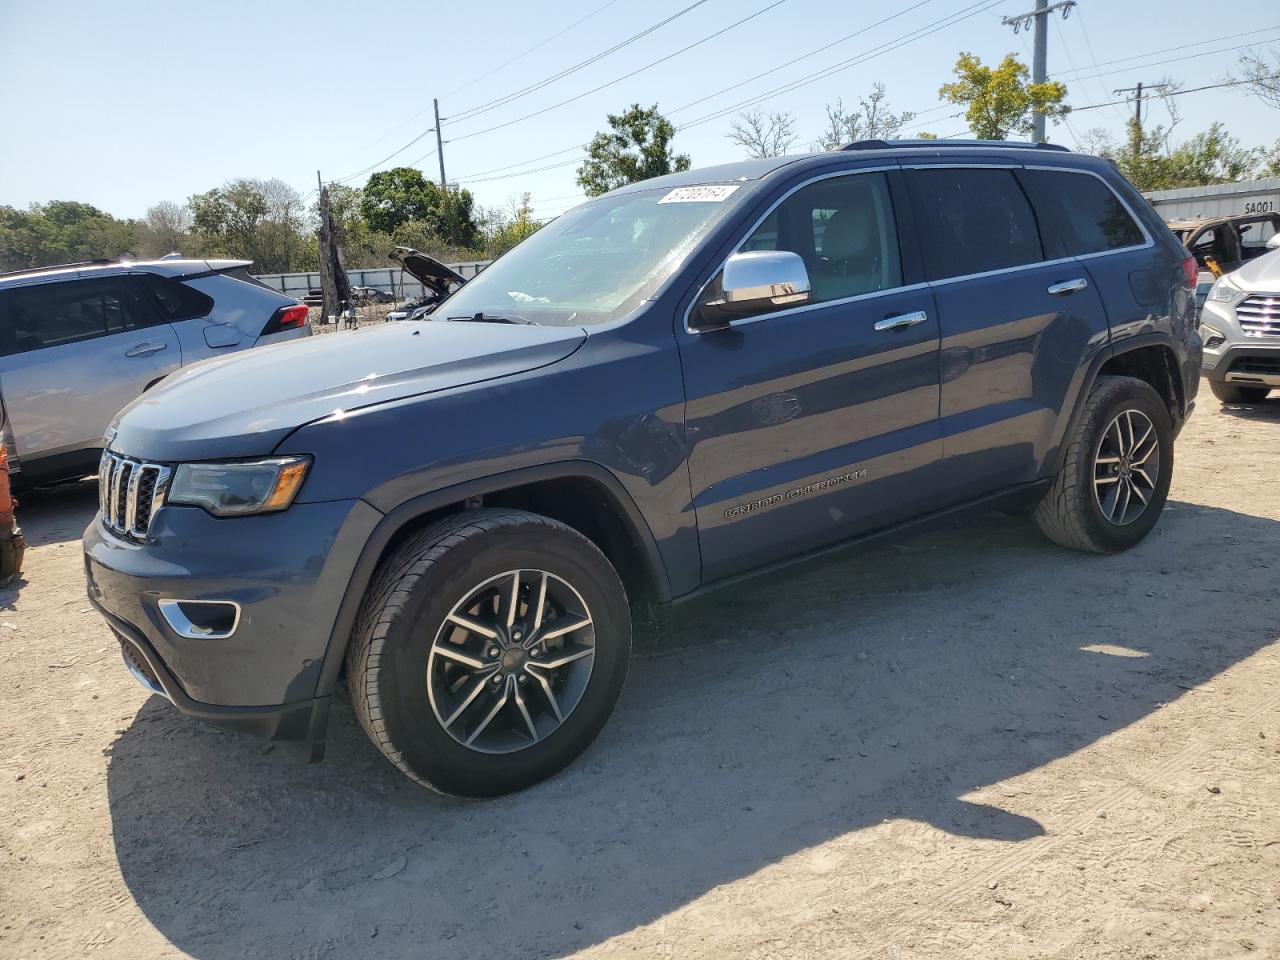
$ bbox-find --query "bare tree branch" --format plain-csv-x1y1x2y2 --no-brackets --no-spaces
727,108,797,158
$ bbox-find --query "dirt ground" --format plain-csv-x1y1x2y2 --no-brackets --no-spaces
2,396,1278,960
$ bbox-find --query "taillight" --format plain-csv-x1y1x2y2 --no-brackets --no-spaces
261,303,310,336
1181,255,1198,290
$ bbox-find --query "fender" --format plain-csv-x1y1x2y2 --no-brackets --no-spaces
312,459,670,700
1050,331,1186,474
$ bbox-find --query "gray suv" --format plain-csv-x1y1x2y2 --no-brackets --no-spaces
0,258,310,485
85,141,1201,797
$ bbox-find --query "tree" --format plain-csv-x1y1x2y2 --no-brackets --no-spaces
0,201,137,271
577,104,691,197
359,168,480,248
483,193,542,258
939,52,1069,141
137,201,191,257
1235,47,1280,110
1084,120,1267,192
1261,140,1280,179
815,84,915,150
188,178,309,272
727,108,797,158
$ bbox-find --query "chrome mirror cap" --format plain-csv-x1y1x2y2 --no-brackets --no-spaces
693,250,812,330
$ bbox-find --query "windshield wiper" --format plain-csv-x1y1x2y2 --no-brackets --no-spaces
445,311,534,325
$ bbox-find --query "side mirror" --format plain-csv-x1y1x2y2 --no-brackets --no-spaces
692,250,811,330
1266,233,1280,251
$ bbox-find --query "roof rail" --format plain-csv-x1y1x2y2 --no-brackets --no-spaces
0,258,115,280
841,138,1071,152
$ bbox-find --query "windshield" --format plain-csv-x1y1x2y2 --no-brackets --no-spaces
438,185,741,326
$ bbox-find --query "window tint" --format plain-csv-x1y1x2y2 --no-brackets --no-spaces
1022,169,1145,256
0,277,154,356
739,172,902,304
140,273,213,321
909,168,1043,280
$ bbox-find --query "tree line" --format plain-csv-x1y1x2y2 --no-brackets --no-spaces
4,50,1278,275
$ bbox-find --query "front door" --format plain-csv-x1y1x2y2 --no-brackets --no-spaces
677,169,943,583
0,275,180,465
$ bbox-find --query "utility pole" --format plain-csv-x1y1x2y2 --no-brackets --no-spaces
1113,81,1170,134
1001,0,1076,143
432,99,447,187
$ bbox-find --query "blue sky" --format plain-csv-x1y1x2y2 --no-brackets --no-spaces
1,0,1277,223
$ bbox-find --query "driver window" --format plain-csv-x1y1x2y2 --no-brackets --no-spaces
739,172,902,304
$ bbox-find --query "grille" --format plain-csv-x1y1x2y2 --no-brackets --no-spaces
99,451,172,540
1236,294,1280,337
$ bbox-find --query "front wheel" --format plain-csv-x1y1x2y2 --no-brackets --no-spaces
1035,375,1173,554
347,509,631,797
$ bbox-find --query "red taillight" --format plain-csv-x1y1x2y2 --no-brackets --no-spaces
262,303,310,336
1181,255,1198,290
278,305,309,329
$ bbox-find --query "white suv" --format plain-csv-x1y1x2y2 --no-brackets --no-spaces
1200,241,1280,403
0,258,310,484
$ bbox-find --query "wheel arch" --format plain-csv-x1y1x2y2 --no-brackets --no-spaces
1052,334,1185,473
313,461,669,700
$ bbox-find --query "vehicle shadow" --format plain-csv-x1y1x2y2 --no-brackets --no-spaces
1211,395,1280,421
12,477,97,547
104,500,1279,959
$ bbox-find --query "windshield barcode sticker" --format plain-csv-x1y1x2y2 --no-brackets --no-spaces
658,185,740,204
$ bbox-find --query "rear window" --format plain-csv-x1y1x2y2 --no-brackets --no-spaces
908,168,1044,281
1021,169,1145,257
139,273,213,322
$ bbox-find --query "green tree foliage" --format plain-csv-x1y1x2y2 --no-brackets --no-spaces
188,178,309,272
0,201,137,271
939,52,1069,141
359,167,480,247
577,104,691,197
1087,121,1270,192
484,193,542,258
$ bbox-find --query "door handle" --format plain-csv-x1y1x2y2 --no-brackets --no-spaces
874,310,928,333
1047,278,1088,296
125,342,167,357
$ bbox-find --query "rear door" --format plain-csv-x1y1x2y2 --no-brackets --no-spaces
678,168,943,582
903,164,1112,501
0,275,179,463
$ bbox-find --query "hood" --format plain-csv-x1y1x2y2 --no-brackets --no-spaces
1228,247,1280,291
109,321,586,462
389,247,466,297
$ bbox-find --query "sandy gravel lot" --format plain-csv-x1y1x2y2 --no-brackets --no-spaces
2,396,1278,960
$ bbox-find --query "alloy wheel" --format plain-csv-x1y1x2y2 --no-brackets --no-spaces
1093,408,1160,526
426,569,595,754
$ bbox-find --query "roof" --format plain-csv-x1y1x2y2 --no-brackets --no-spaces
0,257,252,288
609,140,1087,196
1166,212,1280,231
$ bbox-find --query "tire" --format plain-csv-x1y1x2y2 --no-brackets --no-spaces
346,508,631,797
1034,375,1173,554
1209,381,1270,404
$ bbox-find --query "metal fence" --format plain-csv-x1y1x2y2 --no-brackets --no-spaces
1143,177,1280,222
253,261,491,301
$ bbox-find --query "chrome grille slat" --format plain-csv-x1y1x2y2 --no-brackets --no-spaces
98,451,172,541
1238,294,1280,337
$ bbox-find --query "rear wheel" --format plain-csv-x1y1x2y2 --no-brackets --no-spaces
346,509,631,797
1209,381,1270,404
1035,375,1173,554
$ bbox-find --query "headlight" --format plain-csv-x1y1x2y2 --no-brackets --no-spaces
1206,276,1246,305
168,456,311,517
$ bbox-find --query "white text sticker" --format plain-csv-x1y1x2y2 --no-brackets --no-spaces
658,185,740,204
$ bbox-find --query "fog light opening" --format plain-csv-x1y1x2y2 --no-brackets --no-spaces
158,599,241,639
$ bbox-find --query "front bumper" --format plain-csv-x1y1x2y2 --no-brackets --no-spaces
84,496,382,749
1200,341,1280,385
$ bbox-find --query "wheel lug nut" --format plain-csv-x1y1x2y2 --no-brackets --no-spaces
530,646,540,657
512,629,523,641
487,646,499,658
491,673,502,685
518,675,527,685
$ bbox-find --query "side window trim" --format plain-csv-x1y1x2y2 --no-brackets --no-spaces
682,164,916,334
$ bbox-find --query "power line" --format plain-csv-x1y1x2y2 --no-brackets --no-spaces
1070,73,1280,112
445,0,793,144
446,0,715,126
1050,27,1280,80
443,0,624,99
